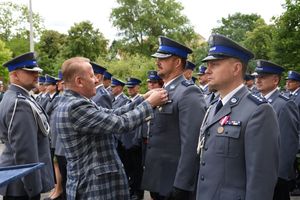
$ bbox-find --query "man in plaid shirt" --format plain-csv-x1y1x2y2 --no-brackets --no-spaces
55,57,167,200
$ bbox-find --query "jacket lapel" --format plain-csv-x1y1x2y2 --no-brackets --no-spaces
204,86,249,130
266,89,279,104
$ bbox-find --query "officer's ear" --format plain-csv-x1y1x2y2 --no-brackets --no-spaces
231,58,243,77
173,56,185,70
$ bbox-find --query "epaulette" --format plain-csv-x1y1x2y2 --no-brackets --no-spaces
279,94,289,101
247,93,267,105
181,80,194,87
16,92,26,100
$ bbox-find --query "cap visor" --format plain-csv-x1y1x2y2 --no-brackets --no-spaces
202,55,229,62
151,52,172,58
22,67,43,73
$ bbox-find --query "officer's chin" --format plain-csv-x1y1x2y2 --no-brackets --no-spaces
208,84,217,93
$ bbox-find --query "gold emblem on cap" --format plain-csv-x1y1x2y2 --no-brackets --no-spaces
217,126,224,134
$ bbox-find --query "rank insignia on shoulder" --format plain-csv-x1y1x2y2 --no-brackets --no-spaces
16,92,26,99
279,94,289,101
181,80,194,87
247,93,267,105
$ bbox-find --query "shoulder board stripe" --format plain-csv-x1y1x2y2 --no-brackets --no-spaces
247,93,267,105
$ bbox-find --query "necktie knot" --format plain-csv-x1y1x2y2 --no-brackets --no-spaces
215,100,223,115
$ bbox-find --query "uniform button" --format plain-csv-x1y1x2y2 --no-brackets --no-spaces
201,161,205,166
207,132,210,136
204,147,208,151
149,134,152,137
148,146,151,149
200,175,204,181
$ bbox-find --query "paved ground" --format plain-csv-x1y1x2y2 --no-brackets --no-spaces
0,143,299,199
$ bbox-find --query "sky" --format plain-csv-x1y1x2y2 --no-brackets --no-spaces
1,0,286,41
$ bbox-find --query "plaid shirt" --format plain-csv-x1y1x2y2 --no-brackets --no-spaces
55,90,153,200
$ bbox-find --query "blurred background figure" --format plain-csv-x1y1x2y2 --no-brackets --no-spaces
183,61,196,81
0,80,4,102
197,65,209,93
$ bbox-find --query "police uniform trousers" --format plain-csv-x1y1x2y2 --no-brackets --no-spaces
56,155,67,200
3,194,40,200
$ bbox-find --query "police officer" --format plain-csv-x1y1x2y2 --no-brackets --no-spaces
196,34,279,200
40,75,57,110
44,71,65,200
183,61,196,80
91,62,112,108
197,65,218,106
103,71,113,95
197,65,209,93
255,60,299,200
286,71,300,108
0,80,4,102
286,71,300,195
147,70,163,90
244,74,255,90
0,52,54,199
142,36,206,199
36,75,48,106
142,71,163,165
111,78,130,108
123,77,144,199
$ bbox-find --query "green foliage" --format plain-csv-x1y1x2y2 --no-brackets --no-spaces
212,13,262,43
63,21,108,61
244,19,275,60
98,54,155,93
0,39,12,84
5,33,30,57
36,30,67,75
110,0,198,56
193,42,209,66
271,0,300,71
0,1,44,41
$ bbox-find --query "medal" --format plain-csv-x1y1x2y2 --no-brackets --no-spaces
217,126,224,134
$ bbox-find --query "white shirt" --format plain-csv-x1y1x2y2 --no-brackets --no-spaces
291,87,300,95
163,75,181,88
220,84,244,106
263,88,278,100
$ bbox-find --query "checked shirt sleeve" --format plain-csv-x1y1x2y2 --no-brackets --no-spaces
70,99,153,135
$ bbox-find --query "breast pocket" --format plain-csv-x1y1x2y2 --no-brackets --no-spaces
214,125,241,158
156,102,174,129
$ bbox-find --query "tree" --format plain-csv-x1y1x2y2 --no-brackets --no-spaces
212,13,262,43
5,33,30,57
0,40,12,84
63,21,108,61
271,0,300,71
110,0,198,56
36,30,67,75
0,1,44,41
244,19,275,60
98,54,155,93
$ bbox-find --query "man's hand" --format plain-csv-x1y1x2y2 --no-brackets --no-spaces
142,88,164,99
146,89,168,108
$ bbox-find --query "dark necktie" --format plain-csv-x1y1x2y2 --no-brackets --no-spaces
215,100,223,115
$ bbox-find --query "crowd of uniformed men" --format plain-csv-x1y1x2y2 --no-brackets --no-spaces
0,33,300,200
